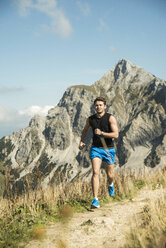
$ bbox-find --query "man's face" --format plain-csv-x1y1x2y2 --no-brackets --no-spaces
94,101,106,114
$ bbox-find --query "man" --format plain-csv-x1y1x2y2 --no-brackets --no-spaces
79,97,119,208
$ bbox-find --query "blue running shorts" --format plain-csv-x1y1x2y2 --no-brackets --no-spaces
90,147,116,165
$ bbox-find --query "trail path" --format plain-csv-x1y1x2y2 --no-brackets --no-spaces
25,187,165,248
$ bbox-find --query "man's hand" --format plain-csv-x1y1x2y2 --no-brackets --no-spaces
79,141,86,150
94,128,102,136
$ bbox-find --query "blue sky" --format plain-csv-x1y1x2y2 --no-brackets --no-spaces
0,0,166,138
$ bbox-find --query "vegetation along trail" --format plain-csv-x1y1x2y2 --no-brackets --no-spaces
25,187,166,248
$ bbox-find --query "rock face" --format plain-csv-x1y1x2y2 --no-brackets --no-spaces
0,59,166,194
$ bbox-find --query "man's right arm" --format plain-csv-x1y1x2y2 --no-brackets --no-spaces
79,118,90,150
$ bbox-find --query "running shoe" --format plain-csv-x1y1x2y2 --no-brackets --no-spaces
108,185,115,197
91,198,100,208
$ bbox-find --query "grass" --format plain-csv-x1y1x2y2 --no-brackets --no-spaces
124,192,166,248
0,199,55,247
0,178,93,247
124,168,166,248
0,167,165,247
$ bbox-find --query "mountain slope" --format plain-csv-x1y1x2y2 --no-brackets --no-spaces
0,59,166,194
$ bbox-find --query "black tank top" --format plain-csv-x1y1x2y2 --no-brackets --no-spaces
89,112,114,148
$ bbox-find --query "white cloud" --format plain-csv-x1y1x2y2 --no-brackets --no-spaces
109,45,116,52
76,1,90,16
0,105,54,138
0,86,23,94
0,107,28,137
19,105,54,117
0,105,53,123
34,31,40,37
0,107,18,122
98,18,109,32
15,0,72,38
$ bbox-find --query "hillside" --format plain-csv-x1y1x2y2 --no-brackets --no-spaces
0,59,166,194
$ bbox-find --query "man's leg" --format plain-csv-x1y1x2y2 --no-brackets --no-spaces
105,163,114,185
92,157,102,198
105,163,115,196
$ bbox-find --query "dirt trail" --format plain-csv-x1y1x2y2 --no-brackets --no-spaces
25,188,165,248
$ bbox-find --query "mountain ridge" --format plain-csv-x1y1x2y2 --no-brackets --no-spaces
0,59,166,194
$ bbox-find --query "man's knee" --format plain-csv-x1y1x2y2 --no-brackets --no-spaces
93,169,100,177
108,174,114,181
92,158,101,177
106,164,114,177
108,169,114,176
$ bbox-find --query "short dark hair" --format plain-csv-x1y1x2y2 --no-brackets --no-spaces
94,97,106,105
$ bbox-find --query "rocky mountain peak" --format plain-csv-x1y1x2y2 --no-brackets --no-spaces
0,59,165,195
113,59,130,81
29,115,45,129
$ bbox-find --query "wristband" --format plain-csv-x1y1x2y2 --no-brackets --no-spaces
100,131,104,137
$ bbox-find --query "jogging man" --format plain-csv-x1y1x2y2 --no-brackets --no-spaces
79,97,119,208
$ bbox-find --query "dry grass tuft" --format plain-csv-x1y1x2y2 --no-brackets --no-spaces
60,204,73,220
56,238,68,248
32,225,46,240
124,168,166,248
